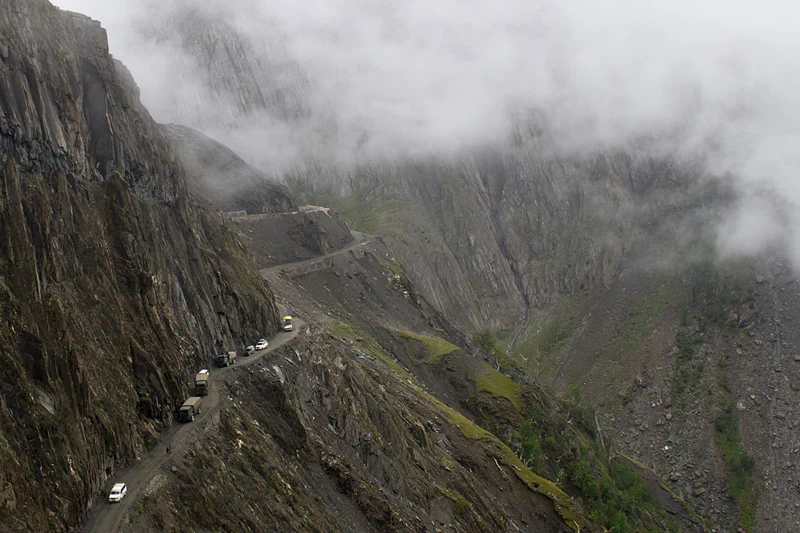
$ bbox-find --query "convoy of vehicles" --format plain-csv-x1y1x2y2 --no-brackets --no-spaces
108,483,127,503
114,324,298,504
214,351,237,367
177,397,202,422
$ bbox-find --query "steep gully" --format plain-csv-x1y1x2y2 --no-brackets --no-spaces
81,228,364,533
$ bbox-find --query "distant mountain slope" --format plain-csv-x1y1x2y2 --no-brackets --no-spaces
163,123,297,214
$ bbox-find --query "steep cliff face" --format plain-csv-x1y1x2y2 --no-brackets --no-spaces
0,2,279,530
138,3,317,173
163,5,309,128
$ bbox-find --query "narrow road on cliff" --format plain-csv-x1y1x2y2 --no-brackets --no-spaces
84,230,367,532
84,318,303,533
259,230,370,276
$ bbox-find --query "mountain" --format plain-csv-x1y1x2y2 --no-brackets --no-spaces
124,7,794,532
0,2,280,529
163,123,297,214
4,1,794,532
0,2,702,533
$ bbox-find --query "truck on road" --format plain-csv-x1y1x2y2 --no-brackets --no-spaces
282,316,293,332
177,397,202,422
194,373,209,396
214,351,237,367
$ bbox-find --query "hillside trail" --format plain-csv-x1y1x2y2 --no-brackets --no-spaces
259,230,369,276
83,318,303,533
83,230,361,533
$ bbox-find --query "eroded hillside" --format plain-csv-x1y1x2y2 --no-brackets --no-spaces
117,236,703,533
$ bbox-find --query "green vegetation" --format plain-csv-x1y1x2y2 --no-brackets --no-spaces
671,325,706,404
296,185,410,237
715,398,756,531
633,275,682,319
327,321,408,376
688,260,755,328
305,191,381,234
513,400,678,533
472,329,500,353
436,485,470,516
509,296,593,381
397,330,459,363
672,261,755,405
471,329,511,371
410,382,584,530
470,364,522,409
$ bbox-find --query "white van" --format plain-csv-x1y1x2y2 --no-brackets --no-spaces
108,483,127,503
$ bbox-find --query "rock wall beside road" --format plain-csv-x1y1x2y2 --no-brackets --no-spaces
0,2,280,530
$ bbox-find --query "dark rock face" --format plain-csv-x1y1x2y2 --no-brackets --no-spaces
163,123,297,214
0,1,279,530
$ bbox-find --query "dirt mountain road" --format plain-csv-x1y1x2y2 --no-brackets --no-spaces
83,320,302,533
259,231,370,276
84,228,366,532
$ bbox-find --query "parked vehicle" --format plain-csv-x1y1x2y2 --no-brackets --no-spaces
245,345,255,355
214,351,237,367
255,339,268,350
195,373,209,396
177,397,202,422
282,316,293,332
108,483,127,503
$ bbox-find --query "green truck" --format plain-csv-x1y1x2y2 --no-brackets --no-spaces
177,397,202,422
214,351,237,368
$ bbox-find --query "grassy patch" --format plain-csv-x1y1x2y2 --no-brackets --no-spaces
513,402,680,533
327,321,408,376
436,485,470,516
470,364,522,409
300,186,411,237
715,398,756,531
396,330,459,364
413,385,583,531
493,440,584,531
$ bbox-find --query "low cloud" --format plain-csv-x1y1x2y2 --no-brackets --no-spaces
54,0,800,262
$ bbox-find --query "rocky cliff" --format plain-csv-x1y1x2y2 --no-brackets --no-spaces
0,1,279,530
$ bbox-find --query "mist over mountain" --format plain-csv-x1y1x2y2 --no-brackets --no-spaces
54,0,800,266
5,1,800,531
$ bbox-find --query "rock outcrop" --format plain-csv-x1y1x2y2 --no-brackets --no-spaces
0,1,279,530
